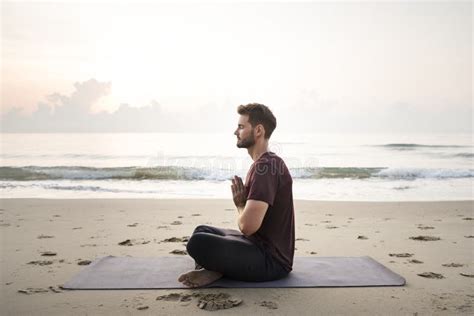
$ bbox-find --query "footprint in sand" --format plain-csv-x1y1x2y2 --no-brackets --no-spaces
127,223,139,227
408,259,423,264
296,238,309,241
18,286,62,294
77,260,92,265
37,235,54,239
389,253,413,258
325,226,338,229
156,292,196,302
357,235,368,240
191,213,201,216
40,251,57,256
136,306,149,310
465,235,474,238
156,293,183,301
157,292,242,310
416,225,435,230
161,236,190,243
171,221,182,225
18,288,49,294
28,260,54,266
409,236,441,241
80,244,97,247
460,273,474,278
417,272,444,279
442,263,464,267
462,217,473,221
260,301,278,309
170,249,188,255
197,293,242,311
118,239,150,246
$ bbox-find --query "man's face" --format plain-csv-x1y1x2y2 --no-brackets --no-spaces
234,115,255,148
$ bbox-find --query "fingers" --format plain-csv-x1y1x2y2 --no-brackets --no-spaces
231,176,245,198
230,177,236,195
237,176,244,188
233,176,244,189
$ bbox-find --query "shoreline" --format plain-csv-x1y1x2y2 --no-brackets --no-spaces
1,199,473,315
2,198,473,202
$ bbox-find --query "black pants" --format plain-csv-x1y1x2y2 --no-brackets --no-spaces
186,224,289,282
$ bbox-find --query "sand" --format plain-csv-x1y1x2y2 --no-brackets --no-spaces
0,198,473,315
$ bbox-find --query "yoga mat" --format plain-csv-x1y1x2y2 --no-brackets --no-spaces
63,256,405,289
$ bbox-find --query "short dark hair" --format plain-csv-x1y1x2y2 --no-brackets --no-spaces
237,103,277,139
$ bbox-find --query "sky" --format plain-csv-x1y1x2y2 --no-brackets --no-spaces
1,0,472,133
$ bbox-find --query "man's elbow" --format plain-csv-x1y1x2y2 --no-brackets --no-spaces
240,223,259,236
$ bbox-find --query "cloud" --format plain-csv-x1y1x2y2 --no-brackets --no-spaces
2,79,111,132
1,78,471,134
0,78,234,133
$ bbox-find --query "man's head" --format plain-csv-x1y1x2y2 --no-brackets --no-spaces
234,103,277,148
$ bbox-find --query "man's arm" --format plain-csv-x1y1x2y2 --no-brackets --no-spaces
231,175,268,236
237,199,268,236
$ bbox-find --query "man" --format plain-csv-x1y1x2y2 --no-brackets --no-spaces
178,103,295,288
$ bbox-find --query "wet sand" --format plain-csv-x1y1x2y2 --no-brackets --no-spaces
0,199,473,315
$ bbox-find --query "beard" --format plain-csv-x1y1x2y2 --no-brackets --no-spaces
236,130,256,148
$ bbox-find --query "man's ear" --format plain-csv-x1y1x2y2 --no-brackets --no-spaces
256,124,265,138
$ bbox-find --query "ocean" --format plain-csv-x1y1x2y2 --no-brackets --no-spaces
0,132,472,201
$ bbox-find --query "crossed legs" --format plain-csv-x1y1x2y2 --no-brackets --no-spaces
178,225,269,287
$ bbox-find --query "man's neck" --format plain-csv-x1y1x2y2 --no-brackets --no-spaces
247,142,269,162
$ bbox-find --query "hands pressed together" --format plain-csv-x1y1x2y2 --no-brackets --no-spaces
231,175,246,209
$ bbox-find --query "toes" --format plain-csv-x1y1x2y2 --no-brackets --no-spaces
184,280,197,288
183,280,192,287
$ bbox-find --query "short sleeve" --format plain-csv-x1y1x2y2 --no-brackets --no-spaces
247,161,278,206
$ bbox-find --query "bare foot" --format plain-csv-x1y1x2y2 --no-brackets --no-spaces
178,269,223,288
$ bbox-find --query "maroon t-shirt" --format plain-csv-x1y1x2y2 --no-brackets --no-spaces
244,151,295,272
